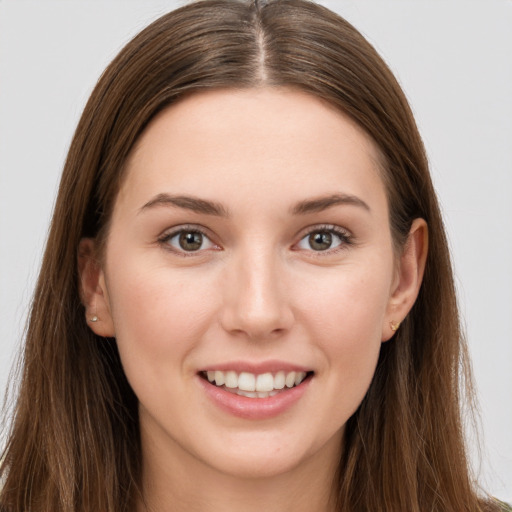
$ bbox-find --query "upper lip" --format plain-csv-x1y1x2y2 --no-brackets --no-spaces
199,360,312,374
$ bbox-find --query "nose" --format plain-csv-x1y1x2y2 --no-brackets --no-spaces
219,246,294,341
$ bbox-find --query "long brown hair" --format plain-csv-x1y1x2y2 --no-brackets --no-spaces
0,1,499,510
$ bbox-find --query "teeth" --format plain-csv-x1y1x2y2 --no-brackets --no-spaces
256,373,274,392
274,371,285,389
214,370,225,386
225,371,238,388
205,369,308,393
238,372,256,391
285,371,296,388
237,389,258,398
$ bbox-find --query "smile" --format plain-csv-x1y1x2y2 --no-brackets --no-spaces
202,370,310,398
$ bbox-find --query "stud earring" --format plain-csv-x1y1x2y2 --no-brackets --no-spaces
88,301,98,323
390,320,400,332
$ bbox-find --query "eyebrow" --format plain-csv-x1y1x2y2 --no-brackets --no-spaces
139,192,369,217
291,193,371,215
139,193,229,217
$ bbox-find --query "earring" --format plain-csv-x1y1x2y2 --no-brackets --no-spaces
390,320,400,332
88,301,98,323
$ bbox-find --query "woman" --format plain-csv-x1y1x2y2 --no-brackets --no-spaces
0,0,509,510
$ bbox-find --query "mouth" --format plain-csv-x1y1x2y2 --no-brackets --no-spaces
200,370,313,399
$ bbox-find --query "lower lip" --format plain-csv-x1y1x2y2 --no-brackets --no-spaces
198,375,311,420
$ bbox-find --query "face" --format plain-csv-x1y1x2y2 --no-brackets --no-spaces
86,88,417,482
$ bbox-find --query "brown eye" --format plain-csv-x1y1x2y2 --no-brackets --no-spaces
162,228,216,253
308,231,332,251
179,231,203,251
296,226,350,253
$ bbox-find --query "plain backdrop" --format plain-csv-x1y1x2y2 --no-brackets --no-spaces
0,0,511,502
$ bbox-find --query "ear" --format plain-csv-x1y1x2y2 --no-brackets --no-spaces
382,218,428,341
78,238,115,337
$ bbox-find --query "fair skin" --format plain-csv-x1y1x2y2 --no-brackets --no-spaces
80,88,427,512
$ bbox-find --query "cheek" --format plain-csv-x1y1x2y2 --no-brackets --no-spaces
105,260,219,365
295,262,391,392
298,263,391,342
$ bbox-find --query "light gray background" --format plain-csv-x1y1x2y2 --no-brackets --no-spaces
1,0,511,501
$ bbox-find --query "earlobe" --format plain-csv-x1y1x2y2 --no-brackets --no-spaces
382,218,428,341
78,238,116,337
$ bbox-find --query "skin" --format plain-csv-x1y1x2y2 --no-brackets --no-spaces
80,88,427,512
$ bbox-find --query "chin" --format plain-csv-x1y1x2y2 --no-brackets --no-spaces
196,425,343,482
206,448,310,480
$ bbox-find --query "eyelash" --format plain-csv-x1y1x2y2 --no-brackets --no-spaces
157,224,354,256
295,224,353,255
157,224,218,257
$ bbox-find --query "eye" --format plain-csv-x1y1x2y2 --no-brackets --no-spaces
296,226,351,252
160,228,217,253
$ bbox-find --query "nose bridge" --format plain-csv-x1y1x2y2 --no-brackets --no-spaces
221,239,293,339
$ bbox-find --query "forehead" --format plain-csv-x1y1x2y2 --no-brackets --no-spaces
118,87,386,213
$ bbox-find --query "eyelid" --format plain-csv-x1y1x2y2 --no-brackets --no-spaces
293,224,354,253
157,224,221,255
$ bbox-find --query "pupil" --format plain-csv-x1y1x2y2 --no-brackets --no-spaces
309,231,332,251
179,231,203,251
